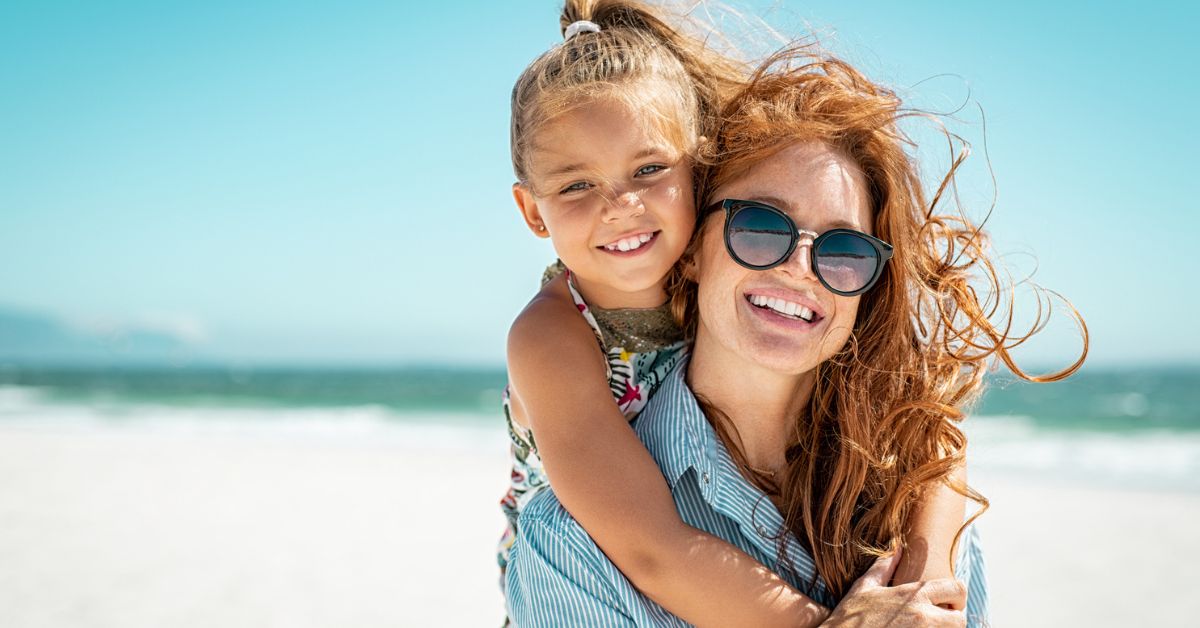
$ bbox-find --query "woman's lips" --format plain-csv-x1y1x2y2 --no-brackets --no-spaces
743,293,825,330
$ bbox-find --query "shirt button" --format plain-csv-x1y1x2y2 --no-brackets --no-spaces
702,472,710,484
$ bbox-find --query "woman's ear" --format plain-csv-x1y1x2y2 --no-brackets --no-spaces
681,257,698,281
680,249,699,281
680,220,710,281
512,183,550,239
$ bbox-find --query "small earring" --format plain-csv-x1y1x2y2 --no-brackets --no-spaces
537,224,546,231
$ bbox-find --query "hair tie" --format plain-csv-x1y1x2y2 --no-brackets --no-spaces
564,20,601,40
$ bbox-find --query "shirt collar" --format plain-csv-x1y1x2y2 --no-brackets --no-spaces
634,356,715,496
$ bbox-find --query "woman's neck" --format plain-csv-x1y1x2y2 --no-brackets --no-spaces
686,327,815,476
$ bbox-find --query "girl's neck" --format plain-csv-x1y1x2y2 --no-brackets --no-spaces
571,273,668,310
686,325,815,476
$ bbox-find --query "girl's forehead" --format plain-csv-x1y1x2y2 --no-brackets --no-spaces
532,84,695,146
525,94,694,179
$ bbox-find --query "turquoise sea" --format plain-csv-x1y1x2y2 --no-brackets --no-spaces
2,364,1196,428
2,364,1198,491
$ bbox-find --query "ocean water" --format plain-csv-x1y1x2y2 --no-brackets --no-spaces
1,364,1198,492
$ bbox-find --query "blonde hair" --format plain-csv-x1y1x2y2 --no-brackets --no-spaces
509,0,742,193
671,42,1089,596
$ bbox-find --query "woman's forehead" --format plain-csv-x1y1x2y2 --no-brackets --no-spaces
717,142,872,231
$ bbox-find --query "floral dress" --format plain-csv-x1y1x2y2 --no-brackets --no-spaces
497,262,687,577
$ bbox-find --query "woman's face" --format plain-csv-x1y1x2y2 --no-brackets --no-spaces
692,141,875,375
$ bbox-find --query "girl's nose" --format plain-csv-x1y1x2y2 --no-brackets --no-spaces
601,191,645,223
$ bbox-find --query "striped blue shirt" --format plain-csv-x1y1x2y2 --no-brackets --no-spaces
505,359,989,627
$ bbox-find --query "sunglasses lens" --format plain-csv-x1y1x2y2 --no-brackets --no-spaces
815,232,880,294
728,207,793,267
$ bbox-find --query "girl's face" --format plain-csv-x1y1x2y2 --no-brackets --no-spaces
514,94,695,308
692,141,875,375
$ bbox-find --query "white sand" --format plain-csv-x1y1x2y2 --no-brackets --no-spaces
971,474,1200,627
0,419,513,628
0,419,1197,627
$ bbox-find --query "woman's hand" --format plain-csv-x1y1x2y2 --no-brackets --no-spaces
822,547,967,628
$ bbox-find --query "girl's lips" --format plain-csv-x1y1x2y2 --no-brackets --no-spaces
597,231,660,257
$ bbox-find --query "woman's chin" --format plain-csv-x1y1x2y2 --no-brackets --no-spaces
733,301,828,373
735,332,822,376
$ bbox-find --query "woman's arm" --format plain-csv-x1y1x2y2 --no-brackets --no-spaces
891,461,969,594
507,275,829,628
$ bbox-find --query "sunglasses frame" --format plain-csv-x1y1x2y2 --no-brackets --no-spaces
706,198,895,297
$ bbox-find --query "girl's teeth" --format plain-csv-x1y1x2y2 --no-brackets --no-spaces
748,294,815,322
605,233,653,252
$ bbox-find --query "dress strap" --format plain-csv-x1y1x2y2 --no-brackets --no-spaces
563,269,607,351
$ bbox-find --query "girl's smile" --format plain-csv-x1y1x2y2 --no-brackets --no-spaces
599,230,660,255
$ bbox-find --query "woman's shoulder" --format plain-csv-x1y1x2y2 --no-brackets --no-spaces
517,482,570,527
515,484,615,572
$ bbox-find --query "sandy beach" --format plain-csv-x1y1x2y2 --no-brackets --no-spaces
1,417,1197,627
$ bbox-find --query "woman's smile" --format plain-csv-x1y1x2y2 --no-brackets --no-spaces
743,287,826,329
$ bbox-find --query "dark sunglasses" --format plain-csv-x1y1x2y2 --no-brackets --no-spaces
705,199,894,297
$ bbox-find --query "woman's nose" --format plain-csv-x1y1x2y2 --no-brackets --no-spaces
779,237,818,281
600,191,645,223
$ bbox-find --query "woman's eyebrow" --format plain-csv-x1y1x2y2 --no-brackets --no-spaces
813,217,860,231
745,194,862,231
746,194,795,212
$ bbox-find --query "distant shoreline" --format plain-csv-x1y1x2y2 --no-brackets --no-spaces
3,364,1197,433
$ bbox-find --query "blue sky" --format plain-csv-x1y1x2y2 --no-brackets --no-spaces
1,1,1196,368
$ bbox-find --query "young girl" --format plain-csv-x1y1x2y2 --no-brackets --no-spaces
498,2,973,624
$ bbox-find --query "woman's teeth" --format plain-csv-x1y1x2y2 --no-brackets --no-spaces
604,232,653,252
748,294,815,322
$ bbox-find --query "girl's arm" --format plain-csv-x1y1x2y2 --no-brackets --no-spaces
507,275,829,628
891,461,969,594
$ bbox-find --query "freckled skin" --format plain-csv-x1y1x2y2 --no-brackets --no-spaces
693,141,875,377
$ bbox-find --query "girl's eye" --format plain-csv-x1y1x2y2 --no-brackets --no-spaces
636,164,666,177
559,181,592,195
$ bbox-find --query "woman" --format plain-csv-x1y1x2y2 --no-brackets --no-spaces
506,42,1084,627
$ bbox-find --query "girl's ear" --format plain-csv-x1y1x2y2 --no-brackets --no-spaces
512,183,550,239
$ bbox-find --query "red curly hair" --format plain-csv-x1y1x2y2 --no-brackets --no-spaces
668,42,1089,597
